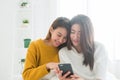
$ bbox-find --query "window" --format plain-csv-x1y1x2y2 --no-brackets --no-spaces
57,0,120,60
57,0,88,19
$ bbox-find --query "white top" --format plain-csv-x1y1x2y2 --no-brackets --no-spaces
40,42,118,80
59,42,108,80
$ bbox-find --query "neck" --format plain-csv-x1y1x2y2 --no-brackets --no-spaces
74,46,81,53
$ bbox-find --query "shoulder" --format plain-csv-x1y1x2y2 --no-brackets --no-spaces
94,41,105,48
59,47,75,57
30,38,43,45
59,47,68,53
28,38,44,49
94,41,108,59
94,41,106,51
59,46,77,54
32,38,43,43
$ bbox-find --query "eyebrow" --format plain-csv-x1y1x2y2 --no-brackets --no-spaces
58,32,62,35
71,29,80,32
58,32,67,38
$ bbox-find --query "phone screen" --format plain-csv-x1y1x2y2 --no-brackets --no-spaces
58,63,74,78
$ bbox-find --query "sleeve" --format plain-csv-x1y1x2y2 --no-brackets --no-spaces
93,43,108,80
22,41,49,80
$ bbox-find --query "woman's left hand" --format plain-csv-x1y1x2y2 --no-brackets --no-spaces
70,74,84,80
55,68,84,80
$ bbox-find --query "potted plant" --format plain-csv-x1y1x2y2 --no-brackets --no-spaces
23,19,29,24
22,19,29,27
19,58,25,73
21,58,25,63
20,2,29,8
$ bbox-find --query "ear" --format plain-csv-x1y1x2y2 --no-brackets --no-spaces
50,27,54,33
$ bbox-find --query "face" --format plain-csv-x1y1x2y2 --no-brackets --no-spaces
50,27,67,47
70,24,80,48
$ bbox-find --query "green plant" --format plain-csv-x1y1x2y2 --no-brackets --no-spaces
20,58,25,73
21,2,28,7
22,19,29,24
21,58,25,63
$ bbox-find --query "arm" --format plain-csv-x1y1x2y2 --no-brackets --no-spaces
93,42,108,80
22,41,49,80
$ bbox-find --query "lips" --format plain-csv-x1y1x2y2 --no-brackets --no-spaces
72,40,79,45
73,40,79,43
55,41,61,47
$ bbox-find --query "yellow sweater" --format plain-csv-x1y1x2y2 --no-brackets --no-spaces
22,39,59,80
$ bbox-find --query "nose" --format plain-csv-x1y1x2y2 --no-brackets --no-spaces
59,37,65,44
74,33,79,39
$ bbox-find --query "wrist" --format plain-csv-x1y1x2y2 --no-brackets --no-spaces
46,63,50,72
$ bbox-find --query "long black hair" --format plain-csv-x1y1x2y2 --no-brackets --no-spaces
67,14,95,70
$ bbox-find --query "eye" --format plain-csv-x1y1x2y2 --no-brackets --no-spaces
71,30,75,34
57,34,61,37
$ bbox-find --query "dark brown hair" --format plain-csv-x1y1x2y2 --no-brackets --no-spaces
67,14,95,70
45,17,70,49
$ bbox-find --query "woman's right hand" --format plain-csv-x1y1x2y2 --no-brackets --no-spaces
46,62,59,71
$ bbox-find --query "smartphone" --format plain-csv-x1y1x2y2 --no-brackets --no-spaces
58,63,74,78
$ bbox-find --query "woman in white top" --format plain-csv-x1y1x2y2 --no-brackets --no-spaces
57,14,117,80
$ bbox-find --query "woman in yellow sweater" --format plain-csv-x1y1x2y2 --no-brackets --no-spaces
22,17,70,80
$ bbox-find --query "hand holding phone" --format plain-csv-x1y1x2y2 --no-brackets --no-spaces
58,63,74,78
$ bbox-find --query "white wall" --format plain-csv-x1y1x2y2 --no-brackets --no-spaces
32,0,58,39
0,0,16,80
11,1,58,80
